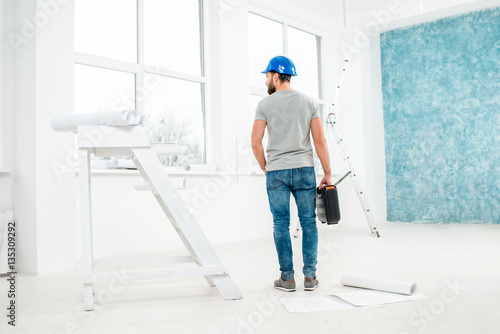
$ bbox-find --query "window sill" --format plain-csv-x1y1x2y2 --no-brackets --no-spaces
87,168,224,176
77,167,331,178
0,168,10,174
76,167,264,177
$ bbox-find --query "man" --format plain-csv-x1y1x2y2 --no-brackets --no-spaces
251,55,332,292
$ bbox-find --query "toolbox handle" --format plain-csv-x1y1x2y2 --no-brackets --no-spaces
333,171,351,187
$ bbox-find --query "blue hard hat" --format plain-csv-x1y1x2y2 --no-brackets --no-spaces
261,56,297,76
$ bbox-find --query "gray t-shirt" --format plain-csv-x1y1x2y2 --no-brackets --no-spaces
254,90,320,171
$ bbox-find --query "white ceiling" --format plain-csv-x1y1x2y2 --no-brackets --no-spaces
282,0,398,19
253,0,498,34
259,0,407,29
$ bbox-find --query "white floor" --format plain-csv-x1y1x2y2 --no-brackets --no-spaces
1,222,499,334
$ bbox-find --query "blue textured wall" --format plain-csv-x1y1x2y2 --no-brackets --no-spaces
381,8,500,223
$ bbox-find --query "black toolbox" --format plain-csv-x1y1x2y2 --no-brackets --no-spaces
316,171,351,225
316,185,341,224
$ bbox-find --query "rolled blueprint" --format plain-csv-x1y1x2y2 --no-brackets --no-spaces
51,110,142,133
105,159,136,169
90,159,134,169
340,274,416,295
151,143,184,156
184,164,218,172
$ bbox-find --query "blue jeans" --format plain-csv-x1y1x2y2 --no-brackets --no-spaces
266,167,318,280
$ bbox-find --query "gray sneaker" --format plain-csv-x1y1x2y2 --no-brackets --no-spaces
304,277,319,291
274,277,296,292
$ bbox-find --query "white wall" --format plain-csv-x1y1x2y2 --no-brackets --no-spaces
0,0,3,171
12,0,38,273
80,172,272,259
34,0,76,273
0,0,14,212
11,0,76,274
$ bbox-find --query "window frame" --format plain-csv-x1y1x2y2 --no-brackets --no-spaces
248,9,326,107
74,0,209,164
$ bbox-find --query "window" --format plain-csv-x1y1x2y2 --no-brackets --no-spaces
74,65,136,114
249,14,282,89
75,0,137,63
144,74,204,165
144,0,201,76
287,27,320,98
248,11,324,106
248,12,325,170
74,0,206,165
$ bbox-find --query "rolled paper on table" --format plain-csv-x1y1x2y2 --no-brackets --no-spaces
51,110,142,133
151,143,184,156
105,159,136,169
90,159,134,169
340,274,416,295
105,159,119,168
184,164,218,172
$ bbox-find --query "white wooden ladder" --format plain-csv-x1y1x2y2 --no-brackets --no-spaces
77,125,242,311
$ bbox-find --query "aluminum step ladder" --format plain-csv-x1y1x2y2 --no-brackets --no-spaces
294,60,380,238
326,60,380,237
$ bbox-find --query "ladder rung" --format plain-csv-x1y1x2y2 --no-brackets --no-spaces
358,195,370,210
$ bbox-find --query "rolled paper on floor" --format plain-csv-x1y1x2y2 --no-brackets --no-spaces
340,274,416,295
151,143,184,156
51,110,142,133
